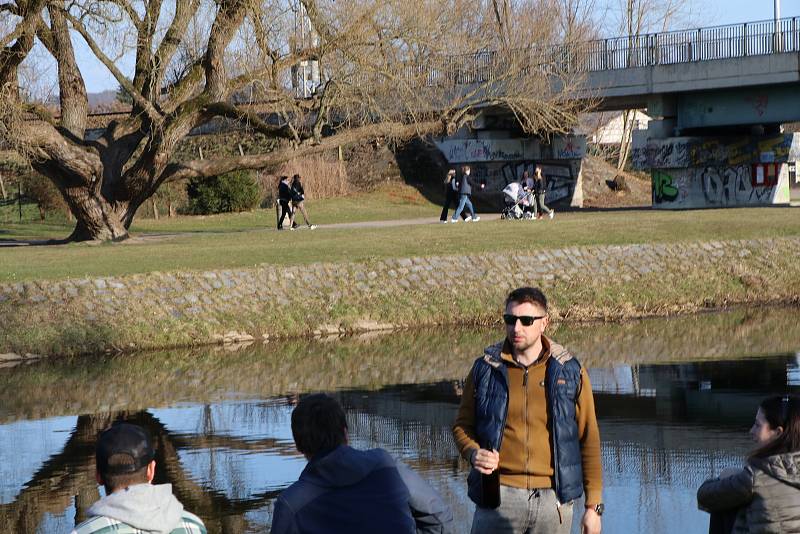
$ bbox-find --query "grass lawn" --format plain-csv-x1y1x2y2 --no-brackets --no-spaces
1,184,799,282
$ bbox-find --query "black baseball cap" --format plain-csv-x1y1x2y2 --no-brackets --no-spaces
96,423,155,475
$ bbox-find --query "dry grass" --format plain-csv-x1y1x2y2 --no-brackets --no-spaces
259,154,351,203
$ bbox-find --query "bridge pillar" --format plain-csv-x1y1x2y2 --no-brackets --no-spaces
645,94,678,139
632,132,800,208
433,130,587,208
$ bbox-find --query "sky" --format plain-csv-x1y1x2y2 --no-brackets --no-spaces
32,1,800,94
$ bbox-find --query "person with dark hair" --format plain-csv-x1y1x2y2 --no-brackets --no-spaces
533,166,554,220
71,422,206,534
271,393,454,534
697,394,800,533
290,174,316,230
453,287,603,534
277,175,294,230
439,169,467,223
451,165,483,223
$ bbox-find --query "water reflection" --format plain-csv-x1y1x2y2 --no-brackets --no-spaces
1,307,799,533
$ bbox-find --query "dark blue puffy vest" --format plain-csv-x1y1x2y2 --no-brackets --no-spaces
471,342,585,503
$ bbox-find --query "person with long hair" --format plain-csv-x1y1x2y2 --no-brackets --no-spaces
290,174,316,230
276,175,294,231
697,394,800,533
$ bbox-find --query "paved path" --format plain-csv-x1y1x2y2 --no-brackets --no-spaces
0,214,507,246
318,214,502,229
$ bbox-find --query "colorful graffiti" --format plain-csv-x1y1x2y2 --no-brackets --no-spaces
651,164,788,209
652,171,679,203
632,134,800,170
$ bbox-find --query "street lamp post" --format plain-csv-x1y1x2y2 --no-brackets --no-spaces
775,0,782,51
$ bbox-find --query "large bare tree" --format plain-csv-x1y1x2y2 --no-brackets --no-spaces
1,0,588,241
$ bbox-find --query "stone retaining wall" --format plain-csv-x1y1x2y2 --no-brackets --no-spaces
2,236,800,357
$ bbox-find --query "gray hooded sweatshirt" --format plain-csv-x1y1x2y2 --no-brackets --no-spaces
85,483,185,533
697,451,800,533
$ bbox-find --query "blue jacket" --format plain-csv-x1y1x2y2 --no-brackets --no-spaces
471,341,585,504
271,446,454,534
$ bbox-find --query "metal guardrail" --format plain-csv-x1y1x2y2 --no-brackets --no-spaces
581,16,800,71
394,17,800,87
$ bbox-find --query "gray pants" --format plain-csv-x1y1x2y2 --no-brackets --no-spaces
470,486,573,534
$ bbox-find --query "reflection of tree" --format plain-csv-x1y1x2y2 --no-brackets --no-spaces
0,410,287,534
0,413,113,534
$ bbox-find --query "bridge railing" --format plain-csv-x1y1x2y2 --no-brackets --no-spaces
584,17,800,70
389,17,800,89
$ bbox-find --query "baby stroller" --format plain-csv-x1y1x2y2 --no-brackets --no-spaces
500,185,534,220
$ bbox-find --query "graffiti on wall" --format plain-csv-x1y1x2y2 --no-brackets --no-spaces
652,171,679,203
651,164,786,208
435,136,586,163
632,134,800,170
701,165,779,206
438,139,526,163
500,161,576,204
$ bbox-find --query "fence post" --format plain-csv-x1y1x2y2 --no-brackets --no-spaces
697,28,702,60
743,23,748,56
793,17,797,52
603,39,608,70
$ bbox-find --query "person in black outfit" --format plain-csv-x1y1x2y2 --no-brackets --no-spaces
290,174,316,229
277,175,294,230
439,169,467,223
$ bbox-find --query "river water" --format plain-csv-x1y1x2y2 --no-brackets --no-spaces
2,307,800,534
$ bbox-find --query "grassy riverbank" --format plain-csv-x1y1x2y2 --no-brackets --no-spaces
2,233,800,357
1,186,799,283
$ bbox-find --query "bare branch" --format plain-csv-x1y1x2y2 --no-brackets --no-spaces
161,120,444,183
62,8,162,122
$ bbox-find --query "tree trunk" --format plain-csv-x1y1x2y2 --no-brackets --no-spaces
168,201,176,217
0,173,6,199
60,186,130,241
151,197,159,220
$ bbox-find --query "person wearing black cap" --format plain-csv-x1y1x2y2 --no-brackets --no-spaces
71,422,207,534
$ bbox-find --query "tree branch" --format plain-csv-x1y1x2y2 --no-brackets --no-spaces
202,102,298,140
62,9,162,123
161,120,443,183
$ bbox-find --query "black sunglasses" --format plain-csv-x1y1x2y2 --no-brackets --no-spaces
503,314,546,326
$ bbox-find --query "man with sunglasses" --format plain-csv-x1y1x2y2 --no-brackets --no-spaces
453,287,603,534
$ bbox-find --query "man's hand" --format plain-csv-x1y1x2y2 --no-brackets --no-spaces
471,448,499,475
582,507,601,534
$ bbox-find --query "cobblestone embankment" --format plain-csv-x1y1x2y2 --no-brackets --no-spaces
2,236,800,358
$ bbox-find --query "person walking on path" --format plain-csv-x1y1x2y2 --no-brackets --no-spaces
290,174,316,229
71,422,207,534
453,286,603,534
451,165,483,223
520,170,537,219
533,166,554,220
271,393,454,534
277,175,294,230
440,169,467,223
697,394,800,534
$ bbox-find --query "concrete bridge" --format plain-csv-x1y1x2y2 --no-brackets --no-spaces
424,18,800,209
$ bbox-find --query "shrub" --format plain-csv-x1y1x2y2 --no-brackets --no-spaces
186,170,261,214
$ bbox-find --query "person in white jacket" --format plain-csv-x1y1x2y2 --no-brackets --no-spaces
71,423,206,534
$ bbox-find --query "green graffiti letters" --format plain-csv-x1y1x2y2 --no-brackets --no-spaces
652,171,679,203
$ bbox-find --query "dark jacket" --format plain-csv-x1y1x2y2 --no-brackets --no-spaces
278,181,292,203
697,451,800,533
271,445,454,534
469,342,586,504
291,181,305,203
458,174,474,196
